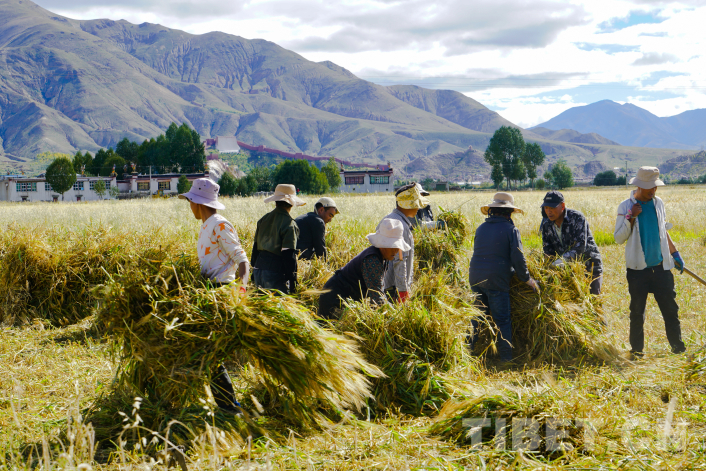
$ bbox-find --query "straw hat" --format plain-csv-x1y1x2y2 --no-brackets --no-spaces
481,192,523,215
630,166,664,189
178,177,225,210
263,184,306,206
366,218,412,251
395,183,430,210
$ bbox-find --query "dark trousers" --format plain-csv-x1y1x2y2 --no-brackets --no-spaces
211,364,239,409
627,266,684,353
470,286,513,362
590,275,602,296
253,268,290,294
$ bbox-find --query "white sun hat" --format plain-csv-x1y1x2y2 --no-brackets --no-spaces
630,166,665,189
481,192,523,215
263,184,306,206
178,177,225,210
366,218,412,251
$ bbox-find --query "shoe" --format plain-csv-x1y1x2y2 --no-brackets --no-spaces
672,346,686,354
219,401,243,416
630,350,644,360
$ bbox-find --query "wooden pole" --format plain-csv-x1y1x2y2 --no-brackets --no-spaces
685,267,706,288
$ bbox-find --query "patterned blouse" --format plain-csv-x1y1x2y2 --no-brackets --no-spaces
198,214,248,283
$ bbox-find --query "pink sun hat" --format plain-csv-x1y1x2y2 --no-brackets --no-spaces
178,177,225,210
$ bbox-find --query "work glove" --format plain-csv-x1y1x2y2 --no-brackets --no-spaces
672,251,685,274
551,258,565,268
398,291,410,303
436,219,447,230
526,278,539,293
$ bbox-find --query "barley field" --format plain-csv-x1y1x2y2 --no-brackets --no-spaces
2,186,706,469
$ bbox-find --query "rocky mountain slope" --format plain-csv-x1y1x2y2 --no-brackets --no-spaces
530,127,621,146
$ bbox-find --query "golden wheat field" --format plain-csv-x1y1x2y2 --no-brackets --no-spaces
2,186,706,470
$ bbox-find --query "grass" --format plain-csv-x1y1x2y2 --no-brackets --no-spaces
1,187,706,468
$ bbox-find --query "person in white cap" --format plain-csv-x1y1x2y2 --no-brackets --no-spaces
377,182,429,303
614,166,686,357
318,218,410,319
295,197,339,260
468,192,538,367
251,184,306,294
179,177,249,413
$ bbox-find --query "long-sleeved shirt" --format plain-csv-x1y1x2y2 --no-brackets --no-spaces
469,216,530,292
251,207,300,289
614,191,674,271
295,212,326,260
540,208,603,275
198,214,249,283
378,209,414,292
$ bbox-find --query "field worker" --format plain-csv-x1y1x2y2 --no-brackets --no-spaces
378,182,428,303
540,191,603,295
295,197,339,260
411,183,446,230
250,184,305,294
468,192,539,365
614,166,686,356
318,218,410,319
179,177,249,413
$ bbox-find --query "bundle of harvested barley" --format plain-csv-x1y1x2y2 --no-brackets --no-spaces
414,209,469,273
335,270,482,414
93,254,382,433
474,251,618,363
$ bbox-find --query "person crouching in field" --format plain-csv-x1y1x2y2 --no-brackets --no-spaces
179,177,249,413
468,192,538,366
251,184,305,294
318,218,411,320
378,183,428,303
614,166,686,357
540,191,603,295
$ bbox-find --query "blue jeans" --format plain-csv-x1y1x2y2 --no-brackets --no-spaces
470,286,513,361
253,268,290,294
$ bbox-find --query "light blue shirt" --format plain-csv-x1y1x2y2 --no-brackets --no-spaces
637,199,663,268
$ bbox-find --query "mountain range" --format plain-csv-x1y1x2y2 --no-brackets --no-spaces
532,100,706,150
0,0,698,179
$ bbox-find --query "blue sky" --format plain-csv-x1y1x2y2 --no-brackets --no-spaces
37,0,706,128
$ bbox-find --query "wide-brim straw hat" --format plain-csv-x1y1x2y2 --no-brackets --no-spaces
366,218,412,251
396,183,430,210
481,192,523,215
630,166,664,189
178,177,225,210
264,184,306,206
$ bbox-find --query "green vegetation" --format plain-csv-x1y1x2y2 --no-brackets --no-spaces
44,157,76,200
484,126,546,189
177,174,192,194
271,159,329,194
321,156,342,191
93,180,107,199
545,159,574,189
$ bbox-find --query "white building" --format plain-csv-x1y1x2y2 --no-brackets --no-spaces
339,167,394,193
215,136,240,153
0,175,117,202
115,171,212,196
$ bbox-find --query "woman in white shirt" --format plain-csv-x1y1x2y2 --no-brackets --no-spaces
179,177,249,413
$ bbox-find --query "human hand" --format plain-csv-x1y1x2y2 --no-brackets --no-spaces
631,202,642,219
526,279,539,292
672,251,685,274
551,258,565,268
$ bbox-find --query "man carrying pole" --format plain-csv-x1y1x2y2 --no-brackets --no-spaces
614,166,686,356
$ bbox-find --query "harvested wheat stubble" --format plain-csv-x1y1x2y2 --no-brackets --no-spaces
334,270,482,415
91,253,382,443
474,251,620,364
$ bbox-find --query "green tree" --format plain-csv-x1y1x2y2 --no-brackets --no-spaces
271,160,329,194
484,126,526,190
547,160,574,189
235,174,258,196
218,172,239,197
523,143,546,187
93,179,107,199
593,170,617,186
249,166,272,192
116,138,139,165
535,178,546,190
168,123,205,173
72,151,85,175
45,157,76,201
321,156,342,190
177,175,192,194
109,186,120,199
101,154,127,178
490,164,504,189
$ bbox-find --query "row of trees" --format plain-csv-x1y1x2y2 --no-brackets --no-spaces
218,157,342,197
71,123,206,178
593,170,627,186
484,126,546,189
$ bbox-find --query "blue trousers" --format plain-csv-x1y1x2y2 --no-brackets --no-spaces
253,268,290,294
470,286,514,362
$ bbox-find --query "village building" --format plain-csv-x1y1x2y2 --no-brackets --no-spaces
115,171,212,195
0,175,117,202
339,166,394,193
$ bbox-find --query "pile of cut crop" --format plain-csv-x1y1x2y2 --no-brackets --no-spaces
414,208,469,273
